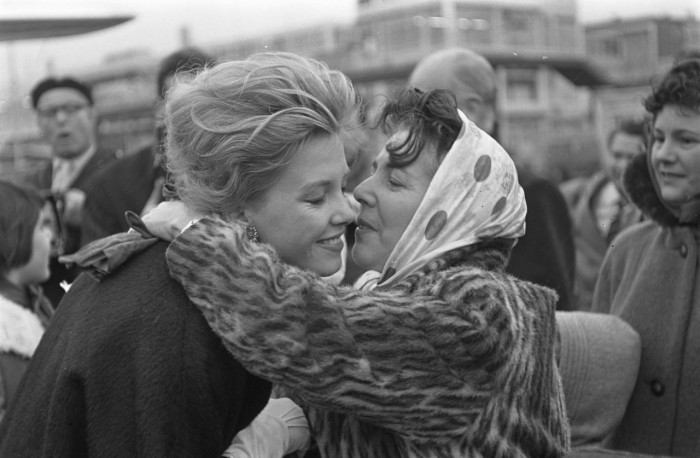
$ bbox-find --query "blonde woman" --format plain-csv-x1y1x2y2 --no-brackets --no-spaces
0,52,363,458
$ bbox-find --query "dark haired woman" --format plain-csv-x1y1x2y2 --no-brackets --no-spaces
151,88,569,457
0,181,54,421
592,58,700,456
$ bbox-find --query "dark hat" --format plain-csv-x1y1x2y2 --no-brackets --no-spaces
31,77,93,108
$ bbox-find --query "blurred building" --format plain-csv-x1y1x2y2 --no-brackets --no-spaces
0,8,135,176
0,50,157,177
81,49,158,156
4,1,699,180
327,0,607,178
586,15,700,145
210,0,606,179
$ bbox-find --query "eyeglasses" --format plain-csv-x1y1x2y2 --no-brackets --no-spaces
37,103,89,119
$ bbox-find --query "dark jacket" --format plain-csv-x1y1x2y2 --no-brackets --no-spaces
561,172,643,310
23,147,119,305
0,242,271,457
507,167,576,311
591,154,700,456
81,144,163,245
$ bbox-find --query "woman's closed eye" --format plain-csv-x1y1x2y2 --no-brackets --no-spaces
678,135,700,147
305,195,326,205
388,176,404,189
386,169,409,189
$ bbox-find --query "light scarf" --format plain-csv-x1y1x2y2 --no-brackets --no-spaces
355,110,527,290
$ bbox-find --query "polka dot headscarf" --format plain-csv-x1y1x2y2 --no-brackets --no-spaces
356,110,527,290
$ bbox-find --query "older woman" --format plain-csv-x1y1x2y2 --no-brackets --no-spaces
157,88,569,456
0,52,363,457
591,58,700,457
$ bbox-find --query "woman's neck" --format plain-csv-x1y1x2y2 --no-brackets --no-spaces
0,276,31,309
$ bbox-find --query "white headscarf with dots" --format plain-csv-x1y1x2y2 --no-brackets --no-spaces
355,110,527,290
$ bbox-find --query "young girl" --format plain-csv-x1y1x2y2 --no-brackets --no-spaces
0,180,54,421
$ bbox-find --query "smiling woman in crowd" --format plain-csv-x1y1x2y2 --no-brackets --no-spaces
592,57,700,457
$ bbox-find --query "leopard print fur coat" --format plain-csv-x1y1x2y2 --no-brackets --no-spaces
166,217,570,458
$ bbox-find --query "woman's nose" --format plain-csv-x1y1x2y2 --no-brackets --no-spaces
346,193,361,216
353,177,373,207
333,192,358,225
654,139,675,163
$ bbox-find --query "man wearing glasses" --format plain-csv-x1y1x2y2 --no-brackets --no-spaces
26,77,118,305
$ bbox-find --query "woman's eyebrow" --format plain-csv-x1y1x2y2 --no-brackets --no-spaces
671,128,700,136
299,180,331,194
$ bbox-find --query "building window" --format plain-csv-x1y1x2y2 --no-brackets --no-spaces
624,31,650,67
503,10,530,31
551,15,577,50
506,68,538,102
502,9,535,46
385,16,422,50
601,37,621,57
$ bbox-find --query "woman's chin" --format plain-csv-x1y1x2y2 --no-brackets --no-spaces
351,245,385,273
311,259,343,278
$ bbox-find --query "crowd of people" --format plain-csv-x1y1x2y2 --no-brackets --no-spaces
0,41,698,458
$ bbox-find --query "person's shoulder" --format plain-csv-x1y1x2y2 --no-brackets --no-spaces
559,175,588,198
85,146,155,200
559,173,604,206
440,261,557,306
521,172,560,195
611,219,658,247
516,166,567,203
13,161,52,191
602,221,660,270
94,145,154,180
103,240,172,284
68,241,178,304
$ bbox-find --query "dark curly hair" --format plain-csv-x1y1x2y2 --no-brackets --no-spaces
644,58,700,116
376,88,462,169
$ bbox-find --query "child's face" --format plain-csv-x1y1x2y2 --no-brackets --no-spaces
13,205,54,286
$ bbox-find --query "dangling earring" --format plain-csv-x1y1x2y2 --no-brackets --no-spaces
245,225,259,242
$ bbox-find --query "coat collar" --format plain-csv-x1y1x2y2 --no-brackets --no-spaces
0,293,45,359
624,153,681,228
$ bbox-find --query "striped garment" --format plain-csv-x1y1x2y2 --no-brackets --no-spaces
166,216,570,457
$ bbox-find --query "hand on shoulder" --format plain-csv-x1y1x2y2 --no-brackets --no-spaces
141,200,203,241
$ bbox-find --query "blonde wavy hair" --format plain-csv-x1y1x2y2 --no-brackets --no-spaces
165,52,364,215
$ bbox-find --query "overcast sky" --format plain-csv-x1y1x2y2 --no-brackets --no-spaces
1,0,699,96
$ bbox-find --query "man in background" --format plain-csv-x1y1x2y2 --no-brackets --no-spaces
560,119,646,310
26,77,119,304
81,47,214,243
409,47,576,310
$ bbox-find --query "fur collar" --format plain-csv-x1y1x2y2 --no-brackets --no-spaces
0,293,45,359
624,153,681,227
415,238,513,278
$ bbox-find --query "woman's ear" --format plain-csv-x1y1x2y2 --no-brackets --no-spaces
234,206,251,225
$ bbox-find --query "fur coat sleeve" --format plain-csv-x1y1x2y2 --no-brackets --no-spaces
167,217,568,450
